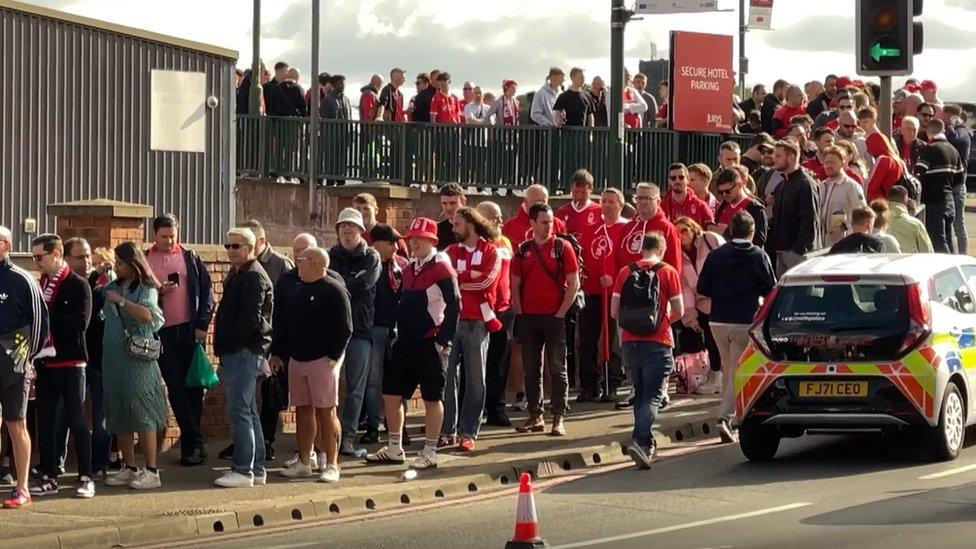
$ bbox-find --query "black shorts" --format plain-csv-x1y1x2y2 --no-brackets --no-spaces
383,338,447,402
0,372,30,422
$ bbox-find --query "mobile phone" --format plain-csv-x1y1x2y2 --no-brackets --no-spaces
168,272,180,286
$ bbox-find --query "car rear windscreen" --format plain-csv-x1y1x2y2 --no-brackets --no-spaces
765,283,910,362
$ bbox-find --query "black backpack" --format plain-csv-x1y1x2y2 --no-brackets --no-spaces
617,262,665,335
895,162,922,203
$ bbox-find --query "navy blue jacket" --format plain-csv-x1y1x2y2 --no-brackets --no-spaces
181,248,215,333
0,256,49,364
329,241,381,341
697,241,776,325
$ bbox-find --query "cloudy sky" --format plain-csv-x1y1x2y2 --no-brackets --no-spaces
24,0,976,101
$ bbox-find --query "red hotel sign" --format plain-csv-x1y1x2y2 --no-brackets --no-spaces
669,31,734,133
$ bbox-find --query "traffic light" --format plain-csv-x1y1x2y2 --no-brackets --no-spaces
856,0,924,76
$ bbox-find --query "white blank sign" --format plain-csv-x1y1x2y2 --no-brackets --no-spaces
150,70,207,153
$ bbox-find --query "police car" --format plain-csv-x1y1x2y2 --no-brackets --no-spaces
736,254,976,462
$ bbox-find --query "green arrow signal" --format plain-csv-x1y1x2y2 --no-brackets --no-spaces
871,42,902,62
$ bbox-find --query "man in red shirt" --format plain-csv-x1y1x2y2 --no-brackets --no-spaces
616,183,681,279
577,188,629,403
555,169,603,241
711,168,768,248
358,74,383,122
661,163,714,228
502,184,568,246
430,72,461,124
442,208,501,452
611,231,683,469
512,203,581,437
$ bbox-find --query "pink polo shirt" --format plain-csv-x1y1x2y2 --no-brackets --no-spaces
147,244,192,328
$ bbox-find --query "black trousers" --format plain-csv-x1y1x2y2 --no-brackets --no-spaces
158,323,204,456
484,310,515,416
36,368,91,478
577,293,624,393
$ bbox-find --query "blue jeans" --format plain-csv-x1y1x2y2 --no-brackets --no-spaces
340,337,372,444
443,320,489,438
221,351,266,477
953,184,969,255
924,200,956,254
622,341,674,448
365,327,392,430
87,369,112,473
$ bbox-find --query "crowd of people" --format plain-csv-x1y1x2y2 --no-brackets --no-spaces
0,72,970,508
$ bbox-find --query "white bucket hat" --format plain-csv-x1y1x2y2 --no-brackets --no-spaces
335,207,366,232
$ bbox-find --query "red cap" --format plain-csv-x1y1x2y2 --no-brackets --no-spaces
905,82,922,93
921,79,937,91
835,76,855,90
852,79,865,89
406,217,439,244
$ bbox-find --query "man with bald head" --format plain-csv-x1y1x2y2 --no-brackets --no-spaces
502,184,568,246
273,247,351,483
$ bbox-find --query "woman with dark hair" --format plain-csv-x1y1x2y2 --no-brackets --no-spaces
101,242,167,490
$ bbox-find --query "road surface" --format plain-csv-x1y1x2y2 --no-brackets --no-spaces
204,430,976,549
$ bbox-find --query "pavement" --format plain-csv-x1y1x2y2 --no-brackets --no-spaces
209,428,976,549
3,393,719,547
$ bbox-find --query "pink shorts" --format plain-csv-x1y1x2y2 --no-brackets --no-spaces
288,356,341,408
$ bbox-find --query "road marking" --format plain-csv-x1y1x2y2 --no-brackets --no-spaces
550,503,813,548
919,462,976,480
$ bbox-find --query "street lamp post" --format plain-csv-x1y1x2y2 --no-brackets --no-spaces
609,0,632,189
249,0,261,116
309,0,320,218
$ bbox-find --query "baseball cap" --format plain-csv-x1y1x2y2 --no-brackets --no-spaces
835,76,855,90
369,223,401,244
920,79,937,91
405,217,439,244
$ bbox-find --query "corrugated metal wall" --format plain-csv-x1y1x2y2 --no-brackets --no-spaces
0,6,236,251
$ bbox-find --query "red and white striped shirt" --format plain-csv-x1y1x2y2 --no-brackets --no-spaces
447,238,501,321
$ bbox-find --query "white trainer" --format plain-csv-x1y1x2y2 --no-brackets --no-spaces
279,461,313,478
105,468,139,487
214,471,254,488
318,465,340,484
129,469,161,490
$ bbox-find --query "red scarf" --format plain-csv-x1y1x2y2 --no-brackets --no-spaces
37,262,70,359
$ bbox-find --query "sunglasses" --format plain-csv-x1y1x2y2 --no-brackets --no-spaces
919,112,934,118
669,175,686,181
838,104,854,110
32,252,52,262
717,187,735,196
223,243,243,250
842,123,858,130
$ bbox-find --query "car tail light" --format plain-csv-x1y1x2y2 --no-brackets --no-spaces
899,282,931,355
821,275,861,282
749,286,780,357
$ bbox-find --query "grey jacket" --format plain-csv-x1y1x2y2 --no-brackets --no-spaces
257,246,294,286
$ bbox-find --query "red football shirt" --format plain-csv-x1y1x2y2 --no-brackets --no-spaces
555,200,603,241
502,204,567,247
715,195,753,226
579,218,628,295
615,209,682,278
431,92,461,124
512,236,579,316
613,259,681,347
661,189,714,228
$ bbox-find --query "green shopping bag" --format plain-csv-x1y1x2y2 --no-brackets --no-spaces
186,343,219,390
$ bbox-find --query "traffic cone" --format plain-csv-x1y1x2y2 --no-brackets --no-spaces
505,472,548,549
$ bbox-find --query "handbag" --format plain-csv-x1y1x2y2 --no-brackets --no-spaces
113,287,161,362
673,350,710,395
186,343,219,389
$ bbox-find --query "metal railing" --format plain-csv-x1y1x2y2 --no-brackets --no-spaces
236,115,755,192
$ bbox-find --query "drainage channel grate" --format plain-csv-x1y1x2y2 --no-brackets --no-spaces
156,508,230,517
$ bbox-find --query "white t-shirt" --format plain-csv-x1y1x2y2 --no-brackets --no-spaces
464,101,491,124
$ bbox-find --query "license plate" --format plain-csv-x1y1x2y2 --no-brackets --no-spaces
798,381,868,398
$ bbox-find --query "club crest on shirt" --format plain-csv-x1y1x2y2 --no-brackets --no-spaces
626,230,643,254
587,212,596,226
591,234,611,260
